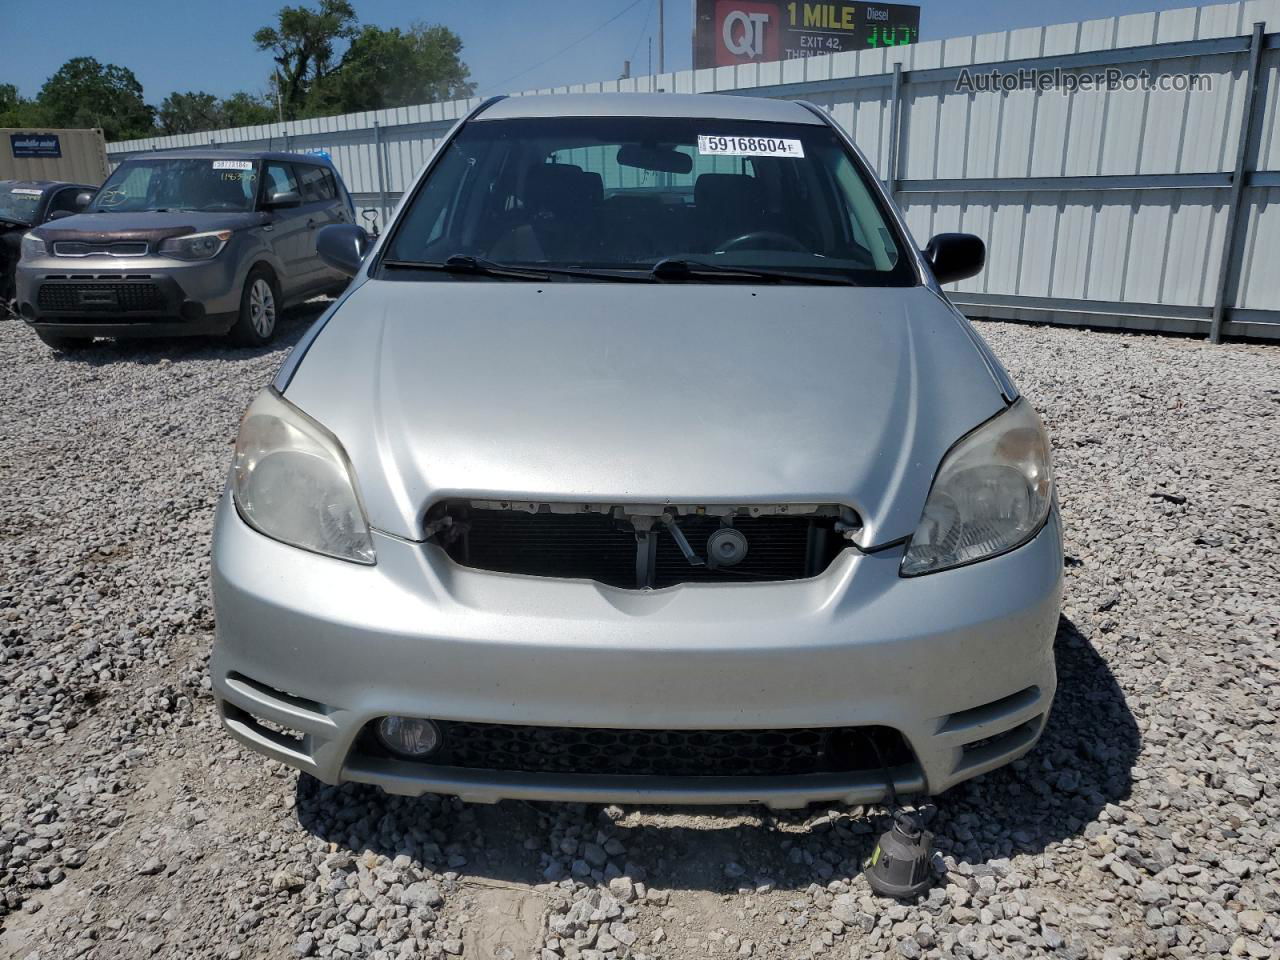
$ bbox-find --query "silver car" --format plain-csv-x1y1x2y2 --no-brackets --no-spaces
15,150,354,350
211,94,1062,809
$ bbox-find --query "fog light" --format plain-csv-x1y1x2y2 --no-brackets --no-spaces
376,716,441,757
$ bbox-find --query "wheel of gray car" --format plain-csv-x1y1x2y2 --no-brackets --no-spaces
230,269,280,346
36,331,95,352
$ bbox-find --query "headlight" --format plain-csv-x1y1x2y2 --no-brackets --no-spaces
158,229,231,260
901,398,1053,576
20,234,47,260
231,388,375,564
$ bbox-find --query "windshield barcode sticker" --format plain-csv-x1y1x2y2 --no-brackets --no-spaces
10,188,43,196
212,160,253,170
697,135,804,158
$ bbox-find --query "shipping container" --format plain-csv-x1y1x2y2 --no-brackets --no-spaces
2,128,109,184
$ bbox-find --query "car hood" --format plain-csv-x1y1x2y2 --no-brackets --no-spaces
282,280,1009,546
33,209,263,242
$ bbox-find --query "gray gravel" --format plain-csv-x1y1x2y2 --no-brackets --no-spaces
0,313,1277,960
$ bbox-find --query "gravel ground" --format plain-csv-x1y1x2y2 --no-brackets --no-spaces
0,311,1277,960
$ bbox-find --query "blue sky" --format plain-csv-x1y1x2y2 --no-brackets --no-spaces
4,0,1210,104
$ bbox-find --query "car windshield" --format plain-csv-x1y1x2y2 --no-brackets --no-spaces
91,158,259,213
382,115,915,284
0,186,42,224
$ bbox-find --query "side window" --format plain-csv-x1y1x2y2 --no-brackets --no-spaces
46,187,85,216
322,169,340,201
263,162,299,201
297,164,336,202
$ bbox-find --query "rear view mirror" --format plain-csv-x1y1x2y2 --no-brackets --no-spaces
617,144,693,175
924,233,985,285
265,190,302,209
317,223,369,276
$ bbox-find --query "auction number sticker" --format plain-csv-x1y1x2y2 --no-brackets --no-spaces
697,135,804,158
10,187,43,196
212,160,253,170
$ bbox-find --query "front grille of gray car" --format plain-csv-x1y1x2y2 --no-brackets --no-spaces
52,240,148,257
364,721,915,778
37,279,164,313
431,506,849,589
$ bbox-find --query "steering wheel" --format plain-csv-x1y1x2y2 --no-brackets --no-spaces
716,230,808,253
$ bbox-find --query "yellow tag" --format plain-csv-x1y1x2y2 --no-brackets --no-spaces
868,846,881,867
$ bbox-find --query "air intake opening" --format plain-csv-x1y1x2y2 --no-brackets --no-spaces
424,501,860,589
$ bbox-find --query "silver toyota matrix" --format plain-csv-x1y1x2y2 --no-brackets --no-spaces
211,93,1062,809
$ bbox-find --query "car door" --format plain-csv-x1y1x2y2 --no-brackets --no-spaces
260,161,310,300
294,162,348,292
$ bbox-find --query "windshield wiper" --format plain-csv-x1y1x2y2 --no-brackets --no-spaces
383,255,651,282
650,257,855,286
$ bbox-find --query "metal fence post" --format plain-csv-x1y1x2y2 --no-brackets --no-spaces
1209,22,1267,344
886,62,904,198
373,121,389,227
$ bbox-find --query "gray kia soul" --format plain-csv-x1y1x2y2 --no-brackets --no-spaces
15,150,355,350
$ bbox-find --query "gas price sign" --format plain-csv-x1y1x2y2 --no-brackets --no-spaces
694,1,920,68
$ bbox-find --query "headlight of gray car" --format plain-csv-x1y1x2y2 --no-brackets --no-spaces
20,234,47,260
158,229,231,260
231,388,376,565
901,398,1053,576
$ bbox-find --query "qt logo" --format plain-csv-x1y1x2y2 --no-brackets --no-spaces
715,1,779,64
723,9,769,56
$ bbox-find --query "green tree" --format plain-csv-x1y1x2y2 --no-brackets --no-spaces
220,91,278,127
157,90,224,134
37,57,154,139
0,83,47,127
253,0,357,120
309,22,474,115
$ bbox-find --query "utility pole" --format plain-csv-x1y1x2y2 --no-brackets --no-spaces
657,0,664,73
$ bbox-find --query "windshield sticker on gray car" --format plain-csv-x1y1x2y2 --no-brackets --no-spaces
212,160,254,171
697,135,805,158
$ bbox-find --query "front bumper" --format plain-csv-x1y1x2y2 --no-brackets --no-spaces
210,496,1062,808
15,253,241,336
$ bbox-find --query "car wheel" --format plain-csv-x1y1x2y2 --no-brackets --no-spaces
36,331,95,352
230,269,280,346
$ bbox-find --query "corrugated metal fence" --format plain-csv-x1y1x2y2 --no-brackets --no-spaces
109,0,1280,341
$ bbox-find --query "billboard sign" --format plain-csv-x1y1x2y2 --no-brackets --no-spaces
694,1,919,69
10,133,63,159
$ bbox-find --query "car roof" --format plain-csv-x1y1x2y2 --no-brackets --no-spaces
122,149,334,164
476,93,824,125
1,179,95,192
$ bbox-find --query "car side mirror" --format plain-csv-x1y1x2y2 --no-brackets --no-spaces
74,190,94,210
924,233,985,285
264,190,302,209
317,223,369,276
48,210,75,221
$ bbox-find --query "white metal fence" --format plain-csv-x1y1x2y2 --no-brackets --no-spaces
108,0,1280,341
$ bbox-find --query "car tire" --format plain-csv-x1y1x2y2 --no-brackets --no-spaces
36,331,95,352
230,268,281,346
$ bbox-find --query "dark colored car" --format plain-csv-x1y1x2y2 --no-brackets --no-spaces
1,180,98,315
15,151,356,350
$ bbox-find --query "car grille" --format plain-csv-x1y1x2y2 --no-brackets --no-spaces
52,240,148,257
37,280,164,313
367,720,915,778
435,506,849,588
